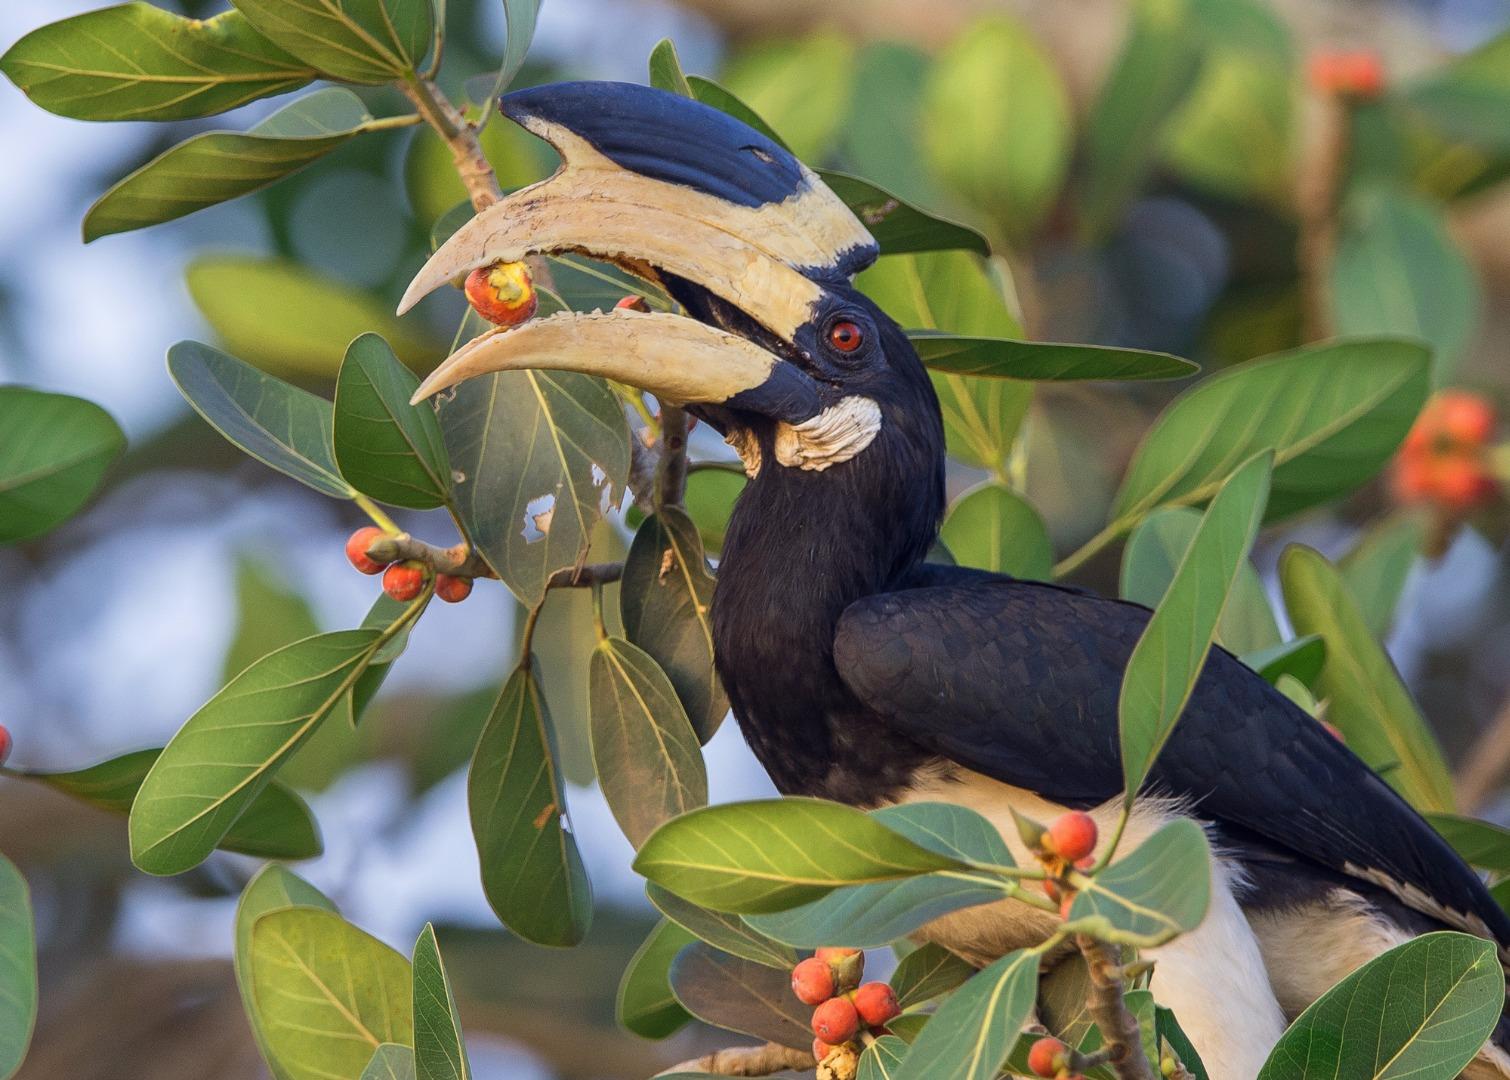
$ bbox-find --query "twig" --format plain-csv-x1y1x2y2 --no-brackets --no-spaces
365,533,621,590
629,433,662,517
657,405,690,508
1075,935,1155,1080
1296,91,1349,342
397,74,502,211
1456,690,1510,812
659,1043,815,1077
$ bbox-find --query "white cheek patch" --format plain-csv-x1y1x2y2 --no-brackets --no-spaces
774,396,881,471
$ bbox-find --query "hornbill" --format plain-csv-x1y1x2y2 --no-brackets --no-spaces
402,82,1510,1078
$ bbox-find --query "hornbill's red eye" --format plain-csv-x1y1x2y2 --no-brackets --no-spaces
828,320,864,353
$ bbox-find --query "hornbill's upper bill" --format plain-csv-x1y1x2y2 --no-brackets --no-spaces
405,82,1510,1078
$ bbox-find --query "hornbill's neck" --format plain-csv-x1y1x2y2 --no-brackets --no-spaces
709,318,948,799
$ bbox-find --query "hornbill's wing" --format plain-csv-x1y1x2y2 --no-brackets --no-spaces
833,573,1510,946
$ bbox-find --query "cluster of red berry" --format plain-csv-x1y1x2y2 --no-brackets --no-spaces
1035,811,1099,917
1391,390,1500,514
789,948,900,1067
344,527,472,603
1307,49,1386,99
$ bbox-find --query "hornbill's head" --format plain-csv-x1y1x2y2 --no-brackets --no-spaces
402,81,943,487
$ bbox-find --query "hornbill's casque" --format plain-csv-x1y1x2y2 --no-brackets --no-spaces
402,82,1510,1078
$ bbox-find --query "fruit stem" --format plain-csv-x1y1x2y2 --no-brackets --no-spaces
1090,805,1133,874
354,493,402,535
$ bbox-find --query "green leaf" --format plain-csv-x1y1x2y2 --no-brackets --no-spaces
894,948,1039,1080
941,483,1053,580
1119,453,1272,801
412,925,469,1080
859,1035,909,1080
1065,818,1212,946
468,664,592,947
818,172,990,257
621,508,727,743
235,866,336,1080
0,387,124,543
168,341,351,498
921,16,1071,241
84,89,384,241
627,467,745,556
648,38,693,97
909,334,1197,382
857,252,1030,474
223,556,321,682
1258,932,1501,1080
616,920,695,1040
495,0,541,93
1331,186,1478,385
230,0,432,83
130,630,383,875
250,908,414,1080
668,943,811,1049
686,76,790,147
1404,31,1510,154
647,884,797,969
1279,545,1455,812
633,798,968,914
342,593,417,728
1005,1034,1117,1080
721,32,856,162
889,944,976,1009
0,5,314,122
1426,814,1510,874
20,749,321,861
1121,505,1280,655
1157,1005,1210,1080
1242,635,1326,688
334,333,451,509
1082,0,1205,239
589,637,708,848
187,257,440,380
363,1045,417,1080
439,364,630,606
0,856,35,1080
744,803,1013,948
1340,516,1424,638
1111,338,1430,527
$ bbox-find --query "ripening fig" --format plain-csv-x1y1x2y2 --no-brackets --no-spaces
383,561,426,602
811,996,859,1044
0,723,11,766
1435,391,1497,446
812,1038,837,1063
791,956,836,1005
815,946,864,991
615,294,651,312
1047,811,1098,863
1308,49,1385,99
853,982,900,1027
345,526,389,575
465,261,537,327
1028,1037,1068,1078
435,573,473,604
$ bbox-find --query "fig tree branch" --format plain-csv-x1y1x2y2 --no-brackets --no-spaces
1076,934,1155,1080
398,74,502,211
364,532,622,590
660,1042,816,1077
657,405,690,508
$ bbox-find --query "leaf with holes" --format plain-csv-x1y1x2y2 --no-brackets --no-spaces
412,925,469,1080
84,88,388,241
647,885,797,969
0,387,124,543
894,948,1039,1080
0,6,314,121
1066,819,1212,946
440,364,630,605
168,341,351,498
621,508,727,742
1280,545,1455,812
230,0,432,83
634,798,968,914
668,943,812,1049
0,856,35,1080
590,638,708,848
1119,453,1272,801
941,483,1053,580
1111,339,1428,528
335,333,451,509
617,920,695,1040
469,664,592,946
1257,932,1501,1080
249,908,413,1080
130,630,383,875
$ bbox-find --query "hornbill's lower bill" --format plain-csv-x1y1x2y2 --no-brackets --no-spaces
403,82,1510,1078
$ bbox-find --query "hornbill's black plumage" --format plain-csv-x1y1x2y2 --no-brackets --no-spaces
404,81,1510,1077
